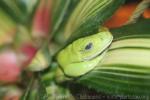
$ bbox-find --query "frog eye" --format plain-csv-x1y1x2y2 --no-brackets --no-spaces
85,42,93,50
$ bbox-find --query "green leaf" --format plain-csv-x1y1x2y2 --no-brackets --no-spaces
111,19,150,40
64,0,124,43
0,8,16,46
77,19,150,97
19,0,39,15
52,0,79,45
52,0,79,34
0,0,39,24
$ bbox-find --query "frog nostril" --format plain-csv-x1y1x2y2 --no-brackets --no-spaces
85,42,93,50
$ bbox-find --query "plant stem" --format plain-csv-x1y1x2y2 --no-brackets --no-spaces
21,75,34,100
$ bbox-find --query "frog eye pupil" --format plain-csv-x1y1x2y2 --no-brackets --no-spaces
85,42,93,50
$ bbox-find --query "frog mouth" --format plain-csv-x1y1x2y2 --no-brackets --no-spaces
83,47,108,61
83,43,111,61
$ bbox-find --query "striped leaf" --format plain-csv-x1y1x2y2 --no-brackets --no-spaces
77,19,150,97
64,0,124,42
52,0,79,45
27,44,51,71
52,0,79,34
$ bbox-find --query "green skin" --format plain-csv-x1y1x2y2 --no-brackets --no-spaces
57,30,113,77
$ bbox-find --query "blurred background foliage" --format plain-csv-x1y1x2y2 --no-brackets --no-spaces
0,0,150,100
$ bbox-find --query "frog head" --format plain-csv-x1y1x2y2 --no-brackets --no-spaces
57,30,113,77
